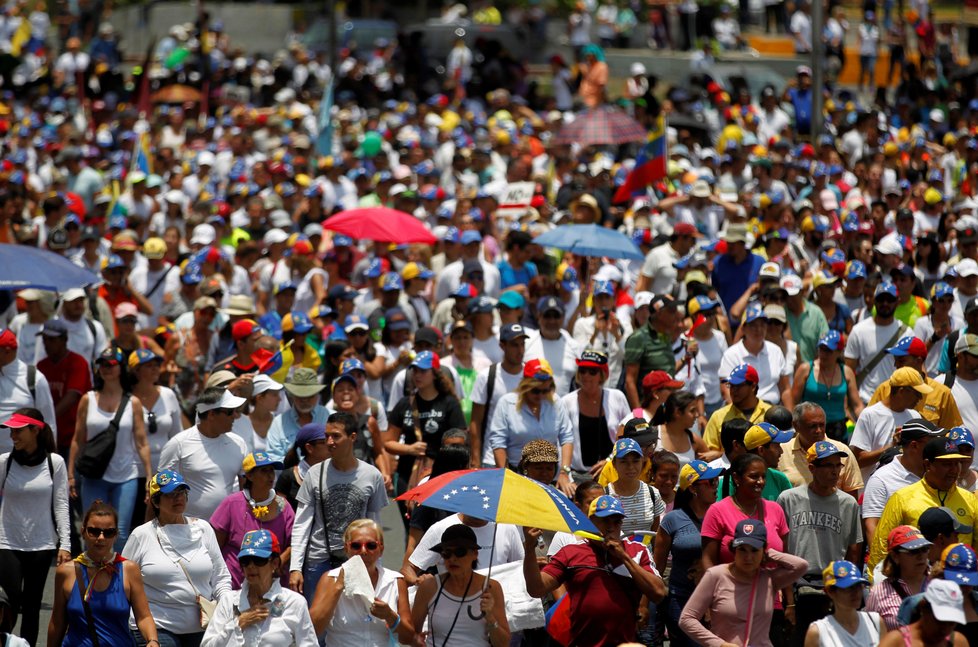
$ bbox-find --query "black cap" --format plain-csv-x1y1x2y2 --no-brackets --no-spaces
430,524,480,553
900,418,944,444
537,295,565,315
414,326,442,347
622,417,659,447
923,436,970,461
919,506,974,541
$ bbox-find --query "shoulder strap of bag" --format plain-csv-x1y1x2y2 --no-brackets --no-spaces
74,563,102,647
85,319,97,365
944,371,957,390
856,323,908,384
481,363,498,434
144,265,174,299
27,364,35,403
106,395,130,439
743,571,759,647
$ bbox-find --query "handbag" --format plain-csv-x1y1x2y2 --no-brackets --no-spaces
76,395,130,479
155,519,218,629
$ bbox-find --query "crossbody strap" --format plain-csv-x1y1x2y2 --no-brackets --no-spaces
144,265,174,299
74,563,102,647
154,519,203,598
856,324,907,384
1,453,59,546
481,363,497,435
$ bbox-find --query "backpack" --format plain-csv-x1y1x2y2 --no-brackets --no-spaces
0,451,58,546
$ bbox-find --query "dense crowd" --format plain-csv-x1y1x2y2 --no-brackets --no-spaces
5,1,978,647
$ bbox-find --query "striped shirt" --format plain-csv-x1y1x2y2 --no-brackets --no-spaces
607,482,666,535
867,576,923,631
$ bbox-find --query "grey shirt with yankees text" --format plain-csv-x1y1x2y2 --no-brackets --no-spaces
777,485,861,577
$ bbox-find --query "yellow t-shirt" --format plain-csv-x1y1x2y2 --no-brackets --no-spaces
702,401,773,451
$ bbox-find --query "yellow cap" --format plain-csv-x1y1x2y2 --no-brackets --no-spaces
889,366,933,394
143,237,167,260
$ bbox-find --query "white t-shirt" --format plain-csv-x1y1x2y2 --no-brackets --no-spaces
472,335,503,364
640,243,680,296
861,456,919,520
694,330,730,405
0,452,70,552
849,403,920,483
0,359,57,454
948,376,978,470
157,426,247,519
844,318,906,403
129,264,180,330
523,331,582,397
409,514,524,574
718,340,789,404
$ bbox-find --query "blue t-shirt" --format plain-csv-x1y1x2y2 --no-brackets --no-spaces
497,259,538,290
789,87,813,134
712,252,764,317
658,507,703,597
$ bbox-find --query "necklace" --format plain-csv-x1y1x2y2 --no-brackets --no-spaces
732,495,759,518
245,489,276,521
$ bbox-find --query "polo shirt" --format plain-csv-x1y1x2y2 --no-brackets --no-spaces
624,323,676,377
867,376,962,431
777,436,863,493
703,400,772,451
718,340,789,405
785,300,830,363
869,478,978,574
861,456,918,520
543,539,658,647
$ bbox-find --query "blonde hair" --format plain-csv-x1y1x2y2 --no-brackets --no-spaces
516,376,554,411
343,518,384,545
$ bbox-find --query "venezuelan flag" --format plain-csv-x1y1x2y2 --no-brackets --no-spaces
545,594,572,646
397,468,601,538
252,342,294,383
613,113,667,204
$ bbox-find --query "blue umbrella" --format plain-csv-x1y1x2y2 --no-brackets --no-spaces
533,224,644,260
0,244,99,291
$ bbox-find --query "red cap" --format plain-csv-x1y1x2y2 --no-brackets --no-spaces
1,413,44,429
673,223,701,238
523,358,554,380
292,239,314,256
904,337,929,358
232,319,261,342
202,247,223,265
0,329,16,349
642,370,685,392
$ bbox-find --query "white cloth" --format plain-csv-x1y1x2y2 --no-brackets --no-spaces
294,267,329,314
0,359,56,454
157,426,247,519
560,388,631,471
435,257,502,302
129,264,179,329
718,340,789,405
812,611,882,647
947,376,978,470
523,330,582,397
913,315,963,377
640,243,681,295
43,315,107,367
83,393,140,483
471,364,523,465
0,452,70,552
123,518,233,634
140,387,183,475
410,514,524,573
323,564,403,647
849,403,920,483
844,318,906,403
693,330,729,404
201,580,317,647
571,316,630,387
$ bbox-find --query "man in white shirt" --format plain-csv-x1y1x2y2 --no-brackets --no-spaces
850,367,929,483
470,323,528,467
845,281,908,403
44,288,107,368
158,387,248,518
524,297,581,398
636,223,699,296
943,333,978,469
434,230,502,301
0,329,57,454
790,1,812,53
128,237,179,330
718,303,792,406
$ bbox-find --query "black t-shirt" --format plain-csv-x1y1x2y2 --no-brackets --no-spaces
388,392,466,480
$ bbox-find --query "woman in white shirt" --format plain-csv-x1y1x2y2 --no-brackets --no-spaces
128,349,183,476
69,348,150,551
202,529,317,647
311,519,415,646
231,374,284,454
123,470,232,647
0,409,70,646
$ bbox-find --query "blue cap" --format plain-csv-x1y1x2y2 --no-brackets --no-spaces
344,314,369,332
341,358,366,375
932,281,954,300
588,494,626,518
238,529,280,559
468,295,495,314
365,258,385,278
242,451,285,473
181,262,203,285
381,272,404,292
744,422,795,450
460,230,483,245
943,545,978,586
128,348,161,366
846,260,868,280
498,291,525,310
537,295,565,315
949,427,976,450
411,350,439,371
593,280,615,297
887,336,926,356
285,311,314,334
818,330,843,351
727,363,759,385
875,280,898,299
331,373,358,390
385,307,411,330
731,519,768,549
328,284,358,301
149,470,189,496
560,267,580,291
275,280,298,295
823,560,870,588
102,254,126,270
452,282,477,298
108,215,128,230
807,440,848,462
613,438,643,459
333,234,353,247
743,302,766,324
470,207,484,222
295,422,326,447
441,226,460,243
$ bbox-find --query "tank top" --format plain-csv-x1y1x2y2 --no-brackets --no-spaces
294,267,328,314
813,611,880,647
803,361,848,423
426,576,491,647
64,565,132,647
85,392,138,483
579,411,612,468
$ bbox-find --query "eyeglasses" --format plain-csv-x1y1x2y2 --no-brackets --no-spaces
347,329,368,337
531,386,553,395
349,541,379,551
147,411,157,435
119,317,138,325
85,527,118,538
239,556,270,567
438,546,471,559
578,367,601,376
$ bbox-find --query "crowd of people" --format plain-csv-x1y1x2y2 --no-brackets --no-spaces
4,0,978,646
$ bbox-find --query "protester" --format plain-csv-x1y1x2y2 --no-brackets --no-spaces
805,561,885,646
868,525,932,631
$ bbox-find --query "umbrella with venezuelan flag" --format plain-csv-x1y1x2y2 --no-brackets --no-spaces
397,468,600,538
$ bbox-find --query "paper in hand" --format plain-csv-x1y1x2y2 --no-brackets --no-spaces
342,555,375,612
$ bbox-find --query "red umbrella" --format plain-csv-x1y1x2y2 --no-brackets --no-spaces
554,105,648,148
324,207,436,244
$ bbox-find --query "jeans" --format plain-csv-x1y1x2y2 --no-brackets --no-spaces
132,628,203,647
303,560,333,607
81,477,139,551
665,590,699,647
0,548,55,646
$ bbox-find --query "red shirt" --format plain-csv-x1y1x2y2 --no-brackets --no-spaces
542,539,656,647
37,351,93,450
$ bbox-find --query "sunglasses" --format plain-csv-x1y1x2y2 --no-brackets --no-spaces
85,527,118,538
119,317,138,325
578,367,601,376
347,329,368,336
531,386,553,395
147,411,157,435
349,541,379,551
438,546,472,559
240,556,270,567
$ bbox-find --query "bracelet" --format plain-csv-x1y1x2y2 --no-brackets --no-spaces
486,619,499,631
387,615,400,631
786,604,796,608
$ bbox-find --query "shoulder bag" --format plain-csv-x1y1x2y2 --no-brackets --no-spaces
76,395,130,480
155,519,217,628
74,563,102,647
855,324,908,384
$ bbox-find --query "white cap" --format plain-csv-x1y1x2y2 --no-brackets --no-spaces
197,389,248,413
819,188,839,211
957,258,978,278
925,580,966,625
389,183,409,197
593,264,623,284
634,291,653,309
252,374,284,396
164,189,184,204
190,223,217,246
303,223,324,238
61,288,86,301
263,228,289,246
760,261,782,279
630,62,647,76
780,274,803,296
197,150,216,167
874,238,903,256
930,108,946,124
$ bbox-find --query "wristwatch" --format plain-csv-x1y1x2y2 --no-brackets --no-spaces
561,465,572,475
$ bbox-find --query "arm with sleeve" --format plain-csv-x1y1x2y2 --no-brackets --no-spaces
289,470,317,573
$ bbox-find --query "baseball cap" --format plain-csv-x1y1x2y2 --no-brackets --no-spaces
954,333,978,356
726,363,759,385
452,283,477,299
957,259,978,278
887,336,928,358
888,525,933,552
232,319,261,342
818,330,843,351
128,348,161,368
37,319,69,337
143,237,167,260
460,230,482,245
385,308,411,331
281,312,314,335
744,422,795,450
537,295,565,316
401,262,434,281
731,519,767,549
114,302,139,320
411,351,440,371
588,494,626,518
468,296,495,315
921,507,974,540
380,272,404,292
622,417,659,447
242,451,285,473
274,280,298,295
889,366,933,393
497,291,525,310
344,314,369,333
900,418,945,442
948,426,976,450
924,436,971,461
251,374,284,396
613,438,643,459
101,254,126,271
642,370,684,392
942,544,978,586
0,330,15,350
780,274,803,296
932,282,954,300
295,422,326,448
500,323,529,342
763,304,787,323
149,470,189,497
238,529,281,559
846,260,868,280
924,580,967,625
679,459,723,490
874,281,898,299
687,295,720,317
523,358,554,381
577,349,609,371
822,561,870,589
759,261,782,280
807,440,847,462
742,302,766,325
593,280,615,297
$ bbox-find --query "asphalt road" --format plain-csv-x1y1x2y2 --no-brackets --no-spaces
21,503,408,647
